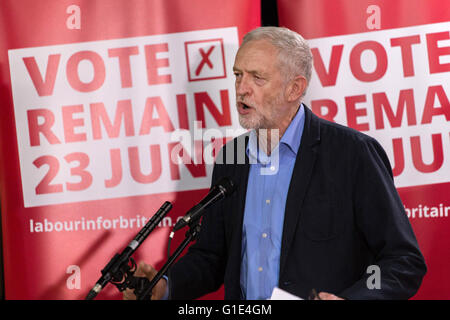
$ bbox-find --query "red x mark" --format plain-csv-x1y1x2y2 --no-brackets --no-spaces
195,46,215,76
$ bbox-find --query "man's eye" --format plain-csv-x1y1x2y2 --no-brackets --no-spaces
254,75,265,85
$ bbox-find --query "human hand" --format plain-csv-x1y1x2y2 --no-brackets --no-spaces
123,261,167,300
317,292,344,300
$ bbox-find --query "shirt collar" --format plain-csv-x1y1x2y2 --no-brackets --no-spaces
280,103,304,155
246,103,305,164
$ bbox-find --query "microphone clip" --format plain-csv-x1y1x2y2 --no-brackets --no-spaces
107,256,140,291
101,253,153,299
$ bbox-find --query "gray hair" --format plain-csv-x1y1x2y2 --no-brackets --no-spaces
241,26,313,96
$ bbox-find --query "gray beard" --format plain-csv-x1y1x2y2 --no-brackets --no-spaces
237,104,280,130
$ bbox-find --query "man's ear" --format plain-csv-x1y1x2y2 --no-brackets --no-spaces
286,75,307,102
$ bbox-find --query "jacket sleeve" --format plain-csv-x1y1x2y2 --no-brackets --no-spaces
339,136,427,300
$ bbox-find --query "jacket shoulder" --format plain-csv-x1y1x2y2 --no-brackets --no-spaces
316,115,376,145
314,114,393,175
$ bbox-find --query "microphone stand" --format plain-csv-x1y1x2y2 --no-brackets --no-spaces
135,221,202,300
85,201,172,300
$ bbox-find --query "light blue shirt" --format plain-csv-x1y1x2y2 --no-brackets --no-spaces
240,104,305,300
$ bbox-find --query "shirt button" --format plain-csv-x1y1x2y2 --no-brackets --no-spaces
262,233,267,238
265,199,270,204
258,267,263,272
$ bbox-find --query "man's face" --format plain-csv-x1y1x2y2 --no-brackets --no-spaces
233,39,289,130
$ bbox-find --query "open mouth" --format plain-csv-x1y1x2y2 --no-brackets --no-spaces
237,102,252,115
238,101,252,110
237,101,254,115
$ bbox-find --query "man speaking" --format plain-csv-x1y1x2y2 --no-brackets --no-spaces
124,26,426,300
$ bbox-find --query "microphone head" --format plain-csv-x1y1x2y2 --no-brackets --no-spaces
213,177,236,196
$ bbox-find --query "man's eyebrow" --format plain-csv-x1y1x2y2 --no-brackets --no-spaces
232,67,267,77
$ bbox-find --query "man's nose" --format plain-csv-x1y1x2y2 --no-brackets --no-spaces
236,75,251,97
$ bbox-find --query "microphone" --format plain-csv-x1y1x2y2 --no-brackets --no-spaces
85,201,172,300
173,177,236,231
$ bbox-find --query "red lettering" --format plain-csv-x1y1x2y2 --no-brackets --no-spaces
66,51,106,92
196,46,215,76
390,35,421,77
105,149,122,188
62,105,87,143
168,141,206,180
90,100,135,139
209,137,231,160
421,85,450,124
128,145,162,183
311,99,338,122
177,94,190,130
33,155,63,194
64,152,92,191
345,95,369,131
23,54,61,96
145,43,172,85
139,97,175,135
426,31,450,74
350,41,387,82
311,45,344,86
391,138,405,177
108,46,139,88
194,90,231,128
373,89,417,129
27,109,61,146
411,134,444,173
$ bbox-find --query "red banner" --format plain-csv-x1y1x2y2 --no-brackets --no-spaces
0,0,260,299
278,0,450,299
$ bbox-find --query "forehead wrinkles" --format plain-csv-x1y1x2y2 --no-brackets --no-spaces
234,40,280,72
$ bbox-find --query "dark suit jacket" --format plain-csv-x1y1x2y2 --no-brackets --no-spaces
168,106,427,300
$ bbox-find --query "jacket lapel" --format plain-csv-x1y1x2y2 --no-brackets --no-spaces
225,134,250,299
279,106,321,275
229,133,250,241
229,161,250,243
